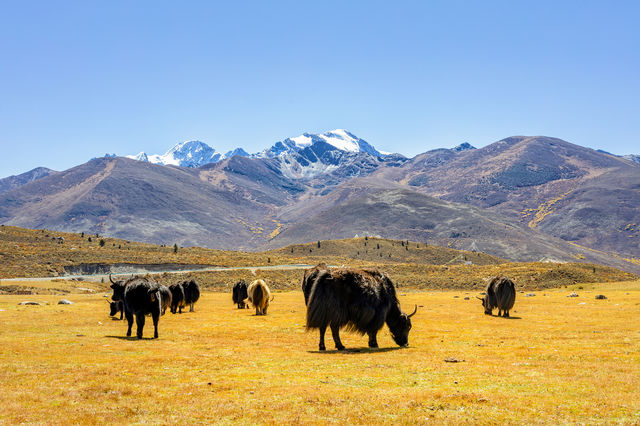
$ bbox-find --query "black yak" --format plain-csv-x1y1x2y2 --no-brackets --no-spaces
182,279,200,312
159,285,172,315
169,283,185,314
109,275,162,339
478,276,516,317
108,300,124,319
247,279,271,315
232,280,248,309
303,265,416,351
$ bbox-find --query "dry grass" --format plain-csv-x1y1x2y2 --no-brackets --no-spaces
1,281,639,424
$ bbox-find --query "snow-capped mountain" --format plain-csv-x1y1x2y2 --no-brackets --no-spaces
124,130,394,176
258,129,386,158
126,140,248,168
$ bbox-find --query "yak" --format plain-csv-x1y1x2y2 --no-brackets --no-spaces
109,275,162,339
247,279,271,315
159,285,172,315
478,276,516,317
169,283,186,314
232,280,249,309
182,279,200,312
108,300,124,319
303,265,416,351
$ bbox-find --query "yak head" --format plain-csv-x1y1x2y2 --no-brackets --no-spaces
109,275,126,302
477,295,494,315
108,300,121,316
389,305,417,347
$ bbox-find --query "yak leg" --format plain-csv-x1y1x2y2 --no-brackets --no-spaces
125,310,134,337
504,310,510,318
498,309,502,317
119,310,123,320
152,312,159,339
368,331,379,349
136,313,145,339
318,326,327,351
190,303,194,313
262,305,268,315
330,324,345,351
256,306,260,316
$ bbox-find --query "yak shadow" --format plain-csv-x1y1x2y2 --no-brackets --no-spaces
105,335,157,341
110,317,124,321
308,346,406,354
491,315,522,320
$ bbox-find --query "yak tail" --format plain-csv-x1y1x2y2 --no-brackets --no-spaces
253,284,264,308
270,295,275,302
306,271,345,330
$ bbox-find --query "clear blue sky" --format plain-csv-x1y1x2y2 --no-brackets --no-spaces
1,1,639,178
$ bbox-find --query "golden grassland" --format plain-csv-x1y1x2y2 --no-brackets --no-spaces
0,281,639,424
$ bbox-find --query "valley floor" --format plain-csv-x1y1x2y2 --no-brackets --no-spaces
0,282,639,424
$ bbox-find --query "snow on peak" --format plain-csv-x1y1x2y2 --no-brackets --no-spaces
126,140,248,168
260,129,384,158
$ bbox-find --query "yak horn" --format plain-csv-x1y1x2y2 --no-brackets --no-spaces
407,304,417,318
109,274,116,284
270,295,275,302
476,296,483,301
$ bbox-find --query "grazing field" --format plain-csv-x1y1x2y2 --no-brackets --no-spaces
1,281,639,423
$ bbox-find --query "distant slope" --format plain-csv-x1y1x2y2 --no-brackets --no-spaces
0,157,297,250
270,237,505,265
268,178,640,274
0,167,57,194
375,136,640,258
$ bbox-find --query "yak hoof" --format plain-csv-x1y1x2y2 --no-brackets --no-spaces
319,345,326,351
369,343,379,349
336,345,346,351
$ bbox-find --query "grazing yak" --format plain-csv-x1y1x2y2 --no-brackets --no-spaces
303,264,416,351
182,279,200,312
108,300,124,319
232,280,249,309
478,276,516,317
247,279,271,315
169,283,186,314
109,275,162,339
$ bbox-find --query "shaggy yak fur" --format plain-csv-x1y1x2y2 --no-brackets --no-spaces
247,279,271,315
169,283,186,314
108,300,124,319
109,275,162,339
232,280,249,309
159,285,172,315
182,279,200,312
303,264,417,351
478,276,516,317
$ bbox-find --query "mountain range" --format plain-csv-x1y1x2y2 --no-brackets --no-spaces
1,130,639,274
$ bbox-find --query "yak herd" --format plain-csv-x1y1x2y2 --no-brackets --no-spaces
108,264,516,349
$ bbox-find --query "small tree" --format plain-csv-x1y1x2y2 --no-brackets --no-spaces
88,237,92,242
173,243,178,254
99,239,105,247
80,232,84,238
317,240,321,248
